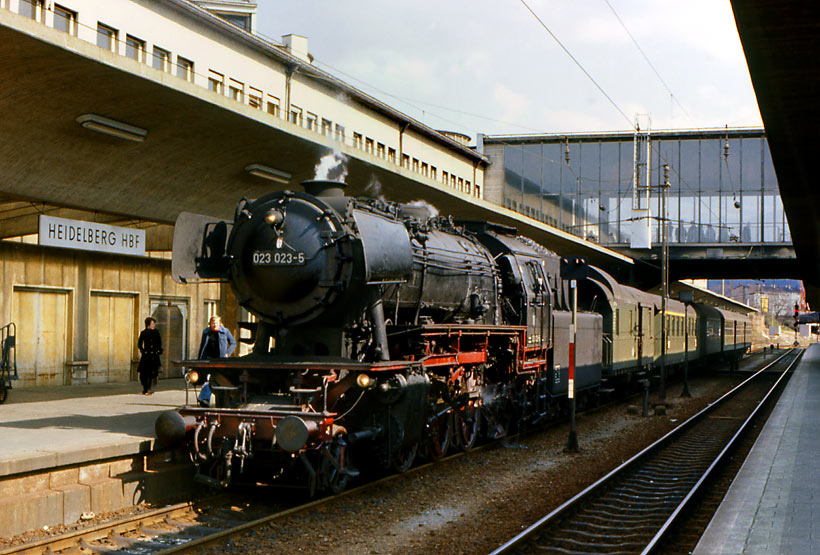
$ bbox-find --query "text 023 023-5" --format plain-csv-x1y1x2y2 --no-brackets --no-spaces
252,250,305,266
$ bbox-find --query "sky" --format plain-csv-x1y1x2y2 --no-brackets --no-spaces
255,1,762,142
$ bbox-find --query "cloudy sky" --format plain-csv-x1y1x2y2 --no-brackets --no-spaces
256,1,762,140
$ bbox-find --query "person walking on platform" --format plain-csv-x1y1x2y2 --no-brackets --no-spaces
137,317,162,395
198,315,236,359
196,315,236,407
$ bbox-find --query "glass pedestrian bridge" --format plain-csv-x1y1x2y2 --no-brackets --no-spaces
481,128,788,249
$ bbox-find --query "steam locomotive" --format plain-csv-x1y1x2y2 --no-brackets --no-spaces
156,179,751,492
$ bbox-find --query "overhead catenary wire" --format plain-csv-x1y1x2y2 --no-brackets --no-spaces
602,0,692,124
517,0,634,128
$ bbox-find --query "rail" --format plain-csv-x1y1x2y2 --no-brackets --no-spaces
490,348,803,555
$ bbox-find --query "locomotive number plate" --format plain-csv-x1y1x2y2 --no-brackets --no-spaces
251,250,305,266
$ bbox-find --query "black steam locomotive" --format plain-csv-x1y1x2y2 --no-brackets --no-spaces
156,179,751,492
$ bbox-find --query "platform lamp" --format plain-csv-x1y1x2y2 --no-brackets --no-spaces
245,164,291,185
76,114,147,142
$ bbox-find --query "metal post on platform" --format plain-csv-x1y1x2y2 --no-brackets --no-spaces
567,278,579,452
659,164,670,401
682,321,692,397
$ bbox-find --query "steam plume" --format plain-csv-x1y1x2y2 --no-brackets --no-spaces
314,151,348,182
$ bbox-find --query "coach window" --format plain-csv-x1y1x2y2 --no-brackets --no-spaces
353,133,363,149
96,23,118,52
388,148,396,164
54,5,77,34
366,138,375,154
335,124,345,142
208,70,224,94
176,57,194,81
322,119,332,136
152,46,171,72
125,35,145,62
304,113,317,131
377,143,386,158
422,162,429,177
430,166,437,180
458,177,464,191
413,158,420,172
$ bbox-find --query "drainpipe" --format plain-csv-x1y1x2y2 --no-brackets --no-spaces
473,160,480,198
284,65,295,120
398,122,410,167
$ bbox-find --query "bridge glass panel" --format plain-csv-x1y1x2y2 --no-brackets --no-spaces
679,139,700,243
541,143,563,229
564,142,580,236
493,130,786,249
618,142,633,243
522,144,542,221
503,145,523,213
579,142,600,242
600,142,620,244
742,193,761,242
657,140,680,243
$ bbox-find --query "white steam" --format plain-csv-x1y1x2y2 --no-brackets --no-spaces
365,176,383,198
314,151,348,182
405,199,439,217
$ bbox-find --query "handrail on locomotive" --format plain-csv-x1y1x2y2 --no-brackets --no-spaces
0,322,17,404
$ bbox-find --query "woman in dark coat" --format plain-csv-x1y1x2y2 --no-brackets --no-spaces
137,317,162,395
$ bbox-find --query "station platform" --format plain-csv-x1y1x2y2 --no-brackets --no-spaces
0,379,191,477
695,344,820,554
0,379,195,537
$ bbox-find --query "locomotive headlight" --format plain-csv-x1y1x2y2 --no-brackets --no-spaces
356,373,372,388
185,370,199,384
264,209,284,228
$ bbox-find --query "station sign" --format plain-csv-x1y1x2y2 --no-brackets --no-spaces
38,215,146,257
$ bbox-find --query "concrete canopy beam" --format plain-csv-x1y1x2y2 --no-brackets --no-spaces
731,0,820,306
0,11,631,270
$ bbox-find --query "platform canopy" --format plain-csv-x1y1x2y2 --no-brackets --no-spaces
731,1,820,307
0,11,631,271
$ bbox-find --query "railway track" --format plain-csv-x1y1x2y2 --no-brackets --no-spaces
0,424,517,555
0,351,775,555
490,348,803,555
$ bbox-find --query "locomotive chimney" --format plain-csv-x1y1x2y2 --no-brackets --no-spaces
302,179,347,198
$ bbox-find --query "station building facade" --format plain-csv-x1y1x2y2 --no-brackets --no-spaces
479,128,788,248
0,0,488,389
4,0,486,196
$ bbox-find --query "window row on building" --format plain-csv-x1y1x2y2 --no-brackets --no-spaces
5,0,481,199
